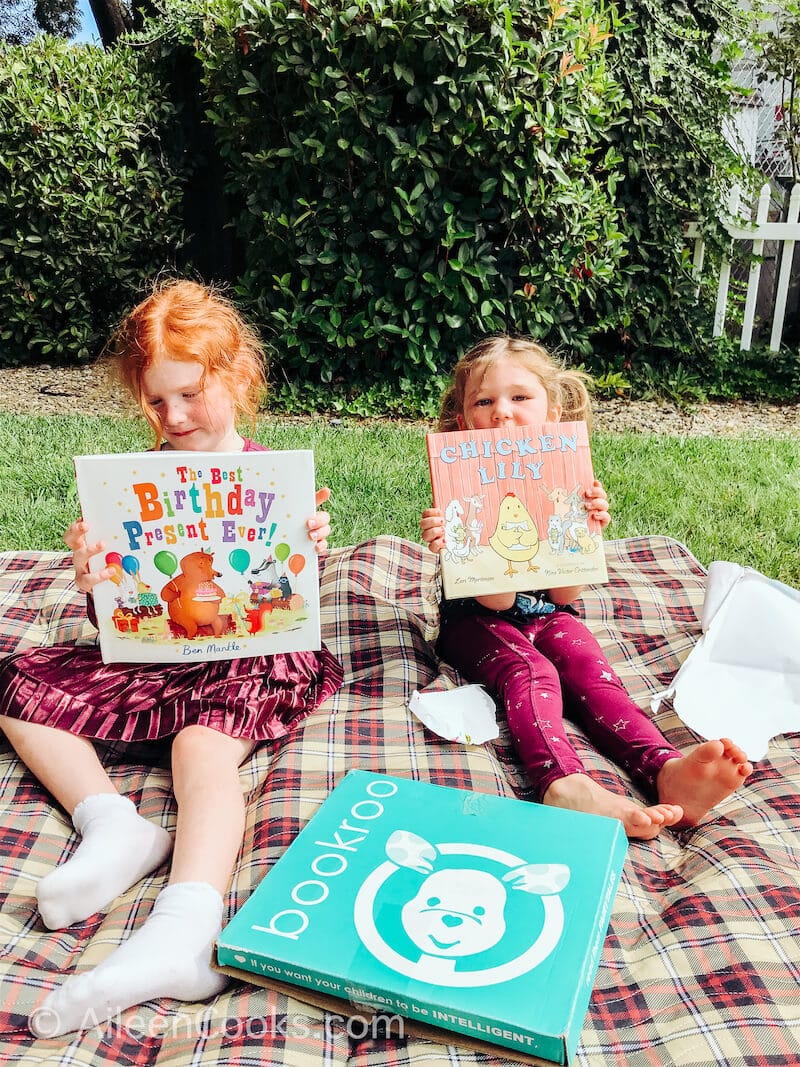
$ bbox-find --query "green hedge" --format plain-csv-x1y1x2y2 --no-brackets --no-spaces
592,0,750,372
0,36,188,364
1,1,756,405
153,0,749,405
165,0,628,403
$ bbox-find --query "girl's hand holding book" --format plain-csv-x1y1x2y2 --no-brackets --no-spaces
420,507,445,555
584,480,611,530
64,519,116,593
308,487,332,555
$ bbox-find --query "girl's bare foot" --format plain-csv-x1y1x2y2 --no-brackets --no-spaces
656,738,752,827
543,774,683,840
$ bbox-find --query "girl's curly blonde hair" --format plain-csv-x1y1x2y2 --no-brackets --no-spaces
438,336,593,432
108,279,267,447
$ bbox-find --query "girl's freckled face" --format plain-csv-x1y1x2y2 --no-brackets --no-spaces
458,359,562,431
141,359,241,453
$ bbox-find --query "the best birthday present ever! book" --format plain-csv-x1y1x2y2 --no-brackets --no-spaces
215,771,628,1064
426,422,608,600
73,450,320,663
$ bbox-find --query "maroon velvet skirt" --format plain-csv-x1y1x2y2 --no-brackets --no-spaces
0,642,343,743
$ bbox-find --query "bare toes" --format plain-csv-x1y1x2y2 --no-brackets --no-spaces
719,738,752,776
626,807,654,829
695,739,724,764
720,737,744,758
624,813,663,841
652,803,683,827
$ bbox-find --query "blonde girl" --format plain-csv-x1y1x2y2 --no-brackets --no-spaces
421,336,751,839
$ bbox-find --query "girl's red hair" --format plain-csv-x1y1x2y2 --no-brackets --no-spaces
110,279,266,447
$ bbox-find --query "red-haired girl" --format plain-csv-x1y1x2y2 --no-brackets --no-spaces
0,280,343,1036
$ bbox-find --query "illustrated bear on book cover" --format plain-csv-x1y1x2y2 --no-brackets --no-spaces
74,450,320,663
426,422,608,600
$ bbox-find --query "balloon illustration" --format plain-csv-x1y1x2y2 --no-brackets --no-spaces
107,563,124,586
154,550,178,578
288,553,305,577
105,552,123,567
121,554,139,576
275,542,290,564
229,548,251,575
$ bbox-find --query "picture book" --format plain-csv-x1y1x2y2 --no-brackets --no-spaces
73,450,320,663
216,770,628,1064
426,422,608,600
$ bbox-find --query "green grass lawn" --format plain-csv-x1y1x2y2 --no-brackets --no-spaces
2,414,799,585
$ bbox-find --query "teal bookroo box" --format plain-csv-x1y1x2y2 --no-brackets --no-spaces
216,771,627,1064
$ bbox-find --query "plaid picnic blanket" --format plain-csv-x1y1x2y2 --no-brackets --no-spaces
1,535,799,1067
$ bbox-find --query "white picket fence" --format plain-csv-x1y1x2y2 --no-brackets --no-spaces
684,182,800,351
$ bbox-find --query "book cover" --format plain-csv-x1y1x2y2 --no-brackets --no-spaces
426,422,608,600
73,450,320,663
216,771,627,1064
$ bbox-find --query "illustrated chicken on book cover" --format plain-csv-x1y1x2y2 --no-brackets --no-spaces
73,450,321,663
426,422,608,600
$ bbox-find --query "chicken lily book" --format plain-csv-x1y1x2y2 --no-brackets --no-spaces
73,450,320,663
426,422,608,600
215,771,628,1065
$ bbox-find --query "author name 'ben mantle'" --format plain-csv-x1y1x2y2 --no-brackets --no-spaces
181,641,243,657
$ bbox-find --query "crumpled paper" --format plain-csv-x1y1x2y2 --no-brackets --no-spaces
653,561,800,761
408,685,499,745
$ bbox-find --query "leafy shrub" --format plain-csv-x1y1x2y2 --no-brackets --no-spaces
0,0,763,409
147,0,755,406
162,0,627,402
590,0,752,368
0,36,187,365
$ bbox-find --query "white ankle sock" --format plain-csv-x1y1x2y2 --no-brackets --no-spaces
36,793,173,930
29,882,229,1038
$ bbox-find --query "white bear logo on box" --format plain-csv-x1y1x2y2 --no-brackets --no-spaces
354,830,570,987
402,868,509,958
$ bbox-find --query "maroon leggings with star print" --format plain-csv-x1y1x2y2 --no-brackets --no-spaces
437,608,681,801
